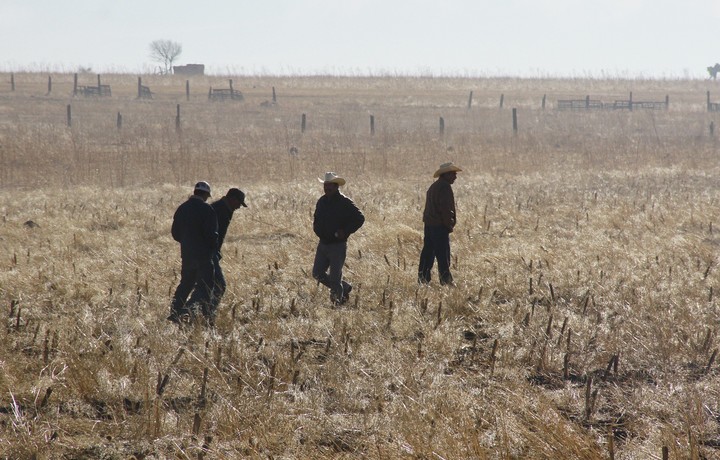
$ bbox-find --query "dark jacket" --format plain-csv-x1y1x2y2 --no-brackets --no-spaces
423,178,456,231
313,192,365,244
171,196,218,260
211,198,235,254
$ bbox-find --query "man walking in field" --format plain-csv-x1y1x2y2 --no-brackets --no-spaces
208,187,247,325
418,162,462,286
168,181,218,325
312,172,365,306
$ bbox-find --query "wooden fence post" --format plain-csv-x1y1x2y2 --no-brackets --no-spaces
585,95,590,109
512,108,518,135
73,73,78,96
137,77,142,99
208,87,212,100
629,92,633,112
370,115,375,135
467,91,473,109
66,105,72,127
186,80,190,101
439,117,445,136
175,104,181,132
499,94,504,108
10,73,14,92
301,113,306,133
665,95,669,110
47,76,52,95
542,94,546,109
708,91,712,112
229,79,234,97
661,446,668,460
117,112,122,130
97,74,102,90
272,86,277,103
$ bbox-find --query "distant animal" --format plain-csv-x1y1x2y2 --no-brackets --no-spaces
708,63,720,80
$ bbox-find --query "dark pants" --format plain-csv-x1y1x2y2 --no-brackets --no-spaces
312,241,351,303
170,257,214,319
209,253,226,319
418,225,453,285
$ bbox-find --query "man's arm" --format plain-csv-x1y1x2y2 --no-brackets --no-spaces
203,206,219,252
343,198,365,236
171,208,182,242
437,185,456,231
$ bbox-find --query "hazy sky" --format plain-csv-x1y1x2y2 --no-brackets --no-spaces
2,0,719,78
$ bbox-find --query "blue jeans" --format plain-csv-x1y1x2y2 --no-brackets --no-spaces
418,225,453,285
312,241,351,303
170,257,215,318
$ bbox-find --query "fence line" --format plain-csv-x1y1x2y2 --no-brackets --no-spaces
4,74,720,138
4,73,713,115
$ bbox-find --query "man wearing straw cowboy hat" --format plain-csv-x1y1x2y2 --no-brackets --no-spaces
418,162,462,286
312,172,365,305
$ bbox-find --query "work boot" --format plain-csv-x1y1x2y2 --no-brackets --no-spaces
167,312,192,327
340,284,352,304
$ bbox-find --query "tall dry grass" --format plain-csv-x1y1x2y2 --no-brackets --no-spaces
1,73,720,458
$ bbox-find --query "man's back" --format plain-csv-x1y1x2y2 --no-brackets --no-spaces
172,197,218,260
423,179,456,229
313,192,365,243
210,199,234,252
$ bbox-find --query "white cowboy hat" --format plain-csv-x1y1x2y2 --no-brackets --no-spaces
433,162,463,178
318,172,346,186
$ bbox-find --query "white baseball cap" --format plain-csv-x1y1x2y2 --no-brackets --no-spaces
194,181,212,195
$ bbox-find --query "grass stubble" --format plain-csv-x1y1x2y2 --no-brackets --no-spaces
1,73,720,458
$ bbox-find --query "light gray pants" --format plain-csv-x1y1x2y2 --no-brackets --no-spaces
312,241,351,303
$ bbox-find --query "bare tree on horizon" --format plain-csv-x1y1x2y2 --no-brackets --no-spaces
149,39,182,75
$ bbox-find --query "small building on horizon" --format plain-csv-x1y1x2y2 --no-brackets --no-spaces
173,64,205,76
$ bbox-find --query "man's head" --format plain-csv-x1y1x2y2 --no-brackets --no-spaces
323,181,340,196
225,188,248,210
441,171,458,184
193,181,212,201
319,172,345,197
433,162,462,184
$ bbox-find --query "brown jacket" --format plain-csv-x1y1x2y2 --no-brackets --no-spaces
422,178,456,231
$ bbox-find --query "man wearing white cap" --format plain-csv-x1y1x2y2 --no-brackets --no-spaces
169,181,218,325
312,172,365,305
418,162,462,286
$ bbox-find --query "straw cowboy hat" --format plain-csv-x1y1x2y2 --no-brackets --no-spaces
318,172,346,186
433,162,463,178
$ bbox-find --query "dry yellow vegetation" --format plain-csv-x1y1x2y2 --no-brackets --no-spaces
1,72,720,458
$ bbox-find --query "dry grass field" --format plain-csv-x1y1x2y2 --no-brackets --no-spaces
2,72,720,459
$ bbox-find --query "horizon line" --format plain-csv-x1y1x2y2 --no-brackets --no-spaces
0,62,710,81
